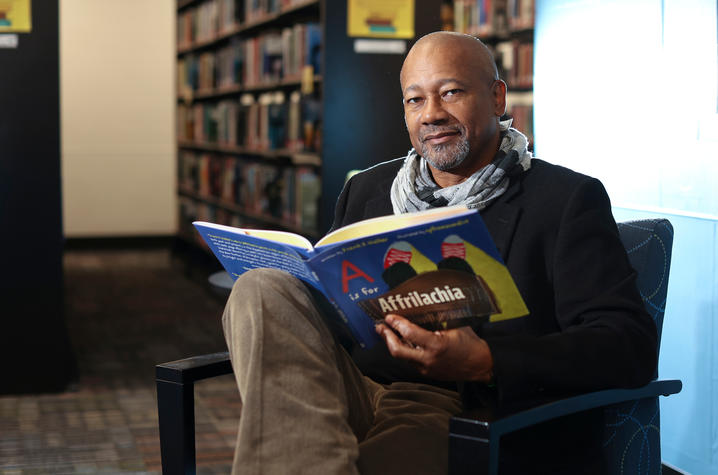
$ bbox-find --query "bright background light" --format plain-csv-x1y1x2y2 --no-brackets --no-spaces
534,1,717,473
535,0,717,218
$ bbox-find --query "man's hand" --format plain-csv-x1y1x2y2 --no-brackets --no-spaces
375,314,494,383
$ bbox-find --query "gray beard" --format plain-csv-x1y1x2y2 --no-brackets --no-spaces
420,136,471,172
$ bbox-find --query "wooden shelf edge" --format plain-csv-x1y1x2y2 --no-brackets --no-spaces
506,85,533,92
177,0,199,11
178,188,319,238
177,142,321,165
180,76,323,101
177,0,320,56
465,27,535,43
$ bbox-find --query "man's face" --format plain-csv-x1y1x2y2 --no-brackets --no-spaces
400,40,504,173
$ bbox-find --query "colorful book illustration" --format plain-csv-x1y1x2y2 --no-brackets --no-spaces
193,205,528,348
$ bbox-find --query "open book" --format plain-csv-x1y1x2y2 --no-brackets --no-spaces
194,206,528,348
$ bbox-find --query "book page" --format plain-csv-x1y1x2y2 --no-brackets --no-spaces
315,205,472,248
193,221,322,290
193,221,314,250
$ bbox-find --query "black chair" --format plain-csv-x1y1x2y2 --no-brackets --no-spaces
156,219,681,474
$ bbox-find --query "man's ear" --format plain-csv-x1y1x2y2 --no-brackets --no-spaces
492,79,507,117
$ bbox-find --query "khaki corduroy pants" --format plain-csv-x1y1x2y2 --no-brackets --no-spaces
222,268,463,475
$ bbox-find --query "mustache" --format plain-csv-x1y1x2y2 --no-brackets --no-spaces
419,125,464,142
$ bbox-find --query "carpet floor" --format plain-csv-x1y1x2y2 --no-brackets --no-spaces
1,247,241,474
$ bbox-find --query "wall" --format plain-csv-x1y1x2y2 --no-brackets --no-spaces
60,0,176,237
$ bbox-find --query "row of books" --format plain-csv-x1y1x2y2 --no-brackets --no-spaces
177,0,317,51
178,0,242,50
507,0,534,30
493,40,533,89
245,0,314,23
453,0,534,37
178,150,321,230
453,0,503,37
179,51,217,93
243,23,321,87
177,91,321,153
178,22,321,94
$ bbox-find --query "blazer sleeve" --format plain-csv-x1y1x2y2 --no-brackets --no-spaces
484,177,658,405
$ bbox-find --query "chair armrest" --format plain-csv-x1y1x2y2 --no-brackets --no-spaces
451,379,682,439
155,351,232,475
155,351,232,384
449,379,682,475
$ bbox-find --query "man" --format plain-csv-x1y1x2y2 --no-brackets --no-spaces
222,32,657,474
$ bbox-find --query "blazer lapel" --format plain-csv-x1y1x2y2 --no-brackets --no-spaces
364,195,394,218
481,179,522,262
363,172,397,219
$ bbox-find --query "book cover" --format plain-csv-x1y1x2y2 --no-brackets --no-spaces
193,206,528,348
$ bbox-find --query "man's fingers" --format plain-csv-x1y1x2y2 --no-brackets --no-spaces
384,314,437,349
376,321,425,361
378,316,492,382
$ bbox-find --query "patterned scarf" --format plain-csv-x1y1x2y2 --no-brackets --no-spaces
390,119,532,214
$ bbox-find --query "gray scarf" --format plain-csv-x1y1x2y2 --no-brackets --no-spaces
390,119,532,214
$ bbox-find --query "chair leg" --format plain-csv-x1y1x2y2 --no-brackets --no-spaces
449,432,496,475
157,378,196,475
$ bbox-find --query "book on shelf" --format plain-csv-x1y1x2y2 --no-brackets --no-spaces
193,206,529,348
216,38,244,90
493,39,533,89
196,1,219,43
507,102,533,145
453,0,507,37
218,0,243,33
305,22,321,76
177,9,193,50
220,158,237,202
514,40,533,88
301,93,321,152
507,0,534,30
242,24,322,86
178,0,244,47
198,52,216,92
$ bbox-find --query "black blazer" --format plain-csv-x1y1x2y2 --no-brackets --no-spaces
331,157,658,406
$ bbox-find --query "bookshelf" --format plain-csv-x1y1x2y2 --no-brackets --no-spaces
1,0,76,393
175,0,445,248
176,0,323,245
452,0,535,147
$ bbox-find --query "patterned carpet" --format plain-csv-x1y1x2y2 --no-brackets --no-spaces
0,247,241,474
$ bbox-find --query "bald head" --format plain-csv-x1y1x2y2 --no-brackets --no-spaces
400,32,499,88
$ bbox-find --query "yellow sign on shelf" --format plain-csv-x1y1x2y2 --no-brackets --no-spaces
0,0,32,33
347,0,414,39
